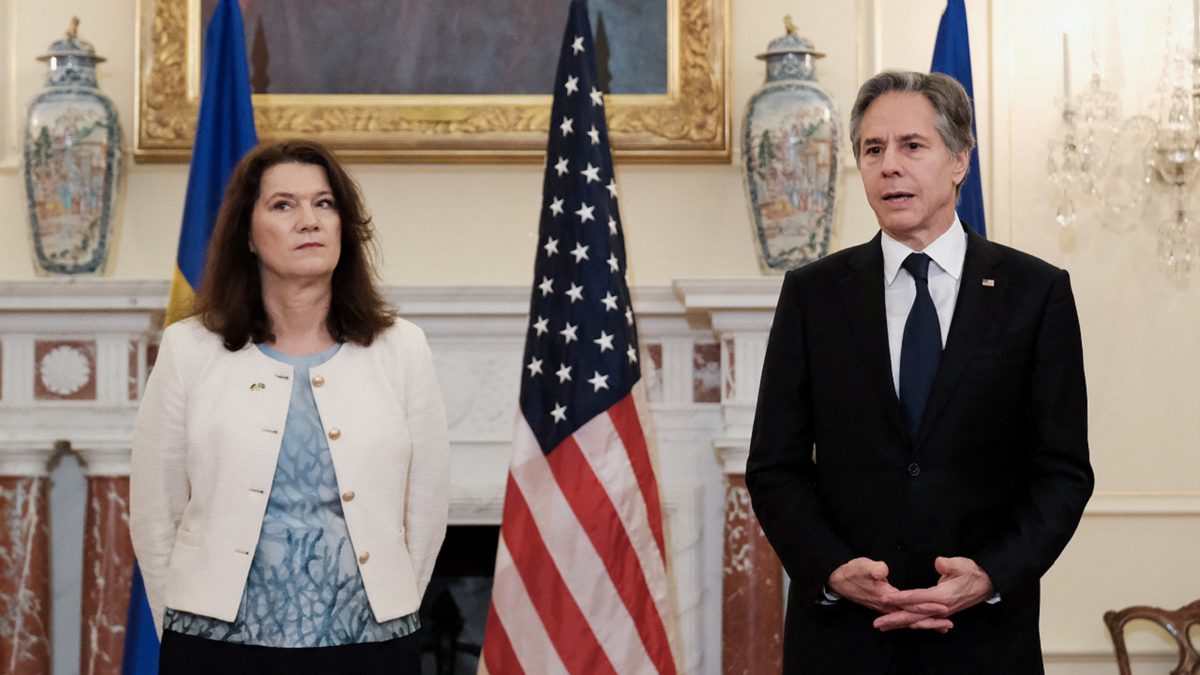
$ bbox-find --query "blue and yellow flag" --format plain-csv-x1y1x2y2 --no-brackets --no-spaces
164,0,259,327
124,1,256,671
931,0,986,237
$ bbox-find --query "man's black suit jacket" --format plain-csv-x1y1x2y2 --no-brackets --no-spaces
746,226,1094,675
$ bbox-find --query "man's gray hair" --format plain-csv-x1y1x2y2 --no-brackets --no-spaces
849,71,976,184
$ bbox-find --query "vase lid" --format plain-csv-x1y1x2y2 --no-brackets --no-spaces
756,16,824,60
36,17,105,63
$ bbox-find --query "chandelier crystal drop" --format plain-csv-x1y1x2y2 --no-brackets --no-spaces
1049,0,1200,284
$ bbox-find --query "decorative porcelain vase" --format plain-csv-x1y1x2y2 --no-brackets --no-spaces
23,19,123,276
743,18,840,274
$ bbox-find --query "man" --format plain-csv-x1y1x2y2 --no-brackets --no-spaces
745,70,1093,674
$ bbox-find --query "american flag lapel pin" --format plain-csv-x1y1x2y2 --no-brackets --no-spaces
982,279,995,287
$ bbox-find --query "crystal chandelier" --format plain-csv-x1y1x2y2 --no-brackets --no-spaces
1048,0,1200,283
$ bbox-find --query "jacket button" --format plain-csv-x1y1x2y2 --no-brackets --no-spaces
358,552,370,564
342,491,355,502
328,428,341,440
312,375,325,387
908,463,920,476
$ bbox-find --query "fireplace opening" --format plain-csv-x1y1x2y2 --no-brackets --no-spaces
418,525,500,675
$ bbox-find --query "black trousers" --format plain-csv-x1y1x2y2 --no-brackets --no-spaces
159,629,422,675
886,634,926,675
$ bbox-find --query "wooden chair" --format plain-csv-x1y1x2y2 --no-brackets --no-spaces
1104,600,1200,675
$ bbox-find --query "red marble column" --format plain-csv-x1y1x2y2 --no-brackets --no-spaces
0,476,53,675
722,473,783,675
80,475,135,675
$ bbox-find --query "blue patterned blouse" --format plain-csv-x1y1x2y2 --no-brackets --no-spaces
163,343,419,647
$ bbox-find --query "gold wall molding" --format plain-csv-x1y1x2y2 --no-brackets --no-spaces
135,0,730,164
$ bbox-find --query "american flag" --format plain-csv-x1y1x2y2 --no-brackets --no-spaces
479,2,680,674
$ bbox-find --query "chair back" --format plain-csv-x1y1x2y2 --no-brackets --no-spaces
1104,600,1200,675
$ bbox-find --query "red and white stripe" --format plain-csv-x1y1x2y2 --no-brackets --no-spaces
481,391,679,675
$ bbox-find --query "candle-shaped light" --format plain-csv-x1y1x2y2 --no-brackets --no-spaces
1063,33,1072,106
1194,0,1199,57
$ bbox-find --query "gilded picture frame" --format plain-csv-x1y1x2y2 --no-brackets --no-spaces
135,0,730,164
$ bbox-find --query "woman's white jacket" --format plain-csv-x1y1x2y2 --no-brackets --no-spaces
130,317,450,636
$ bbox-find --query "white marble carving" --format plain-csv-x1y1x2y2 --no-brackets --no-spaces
38,346,89,396
432,345,521,442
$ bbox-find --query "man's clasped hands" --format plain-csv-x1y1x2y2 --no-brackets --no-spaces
828,556,996,633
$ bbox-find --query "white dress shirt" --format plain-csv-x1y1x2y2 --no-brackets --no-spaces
881,217,967,397
877,218,1002,605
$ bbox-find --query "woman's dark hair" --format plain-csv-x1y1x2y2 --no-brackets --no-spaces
193,139,396,350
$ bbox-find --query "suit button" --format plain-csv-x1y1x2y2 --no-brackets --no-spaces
312,375,325,387
328,428,341,440
342,491,355,502
358,552,370,564
908,463,920,476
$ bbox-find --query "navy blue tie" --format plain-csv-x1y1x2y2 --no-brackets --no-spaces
899,253,942,441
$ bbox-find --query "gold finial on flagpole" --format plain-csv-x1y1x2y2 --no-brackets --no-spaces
66,17,80,39
784,15,798,36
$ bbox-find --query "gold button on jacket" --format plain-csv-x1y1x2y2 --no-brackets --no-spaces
328,428,341,440
358,552,370,564
311,375,325,387
342,491,355,502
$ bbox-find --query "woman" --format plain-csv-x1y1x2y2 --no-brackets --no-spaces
130,139,449,674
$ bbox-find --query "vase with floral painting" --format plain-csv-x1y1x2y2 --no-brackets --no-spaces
743,18,840,274
23,18,123,276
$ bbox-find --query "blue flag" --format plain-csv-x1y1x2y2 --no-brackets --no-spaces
120,561,158,675
931,0,985,237
124,0,257,671
164,0,259,327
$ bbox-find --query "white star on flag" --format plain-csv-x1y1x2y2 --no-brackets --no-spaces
538,277,554,296
566,282,584,303
601,291,619,311
550,402,568,422
581,163,601,183
532,316,549,335
564,75,579,95
588,126,601,145
587,371,610,391
544,238,559,256
590,87,604,106
555,364,573,383
560,117,574,135
570,243,590,262
559,322,578,343
571,36,585,54
575,203,595,222
526,357,543,376
626,307,634,325
627,345,638,363
549,197,564,216
607,179,618,199
554,157,569,176
608,216,618,235
607,253,619,272
594,331,615,352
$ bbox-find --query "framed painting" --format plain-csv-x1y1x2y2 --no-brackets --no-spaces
135,0,730,163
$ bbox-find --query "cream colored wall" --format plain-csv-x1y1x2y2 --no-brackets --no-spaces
2,0,1198,669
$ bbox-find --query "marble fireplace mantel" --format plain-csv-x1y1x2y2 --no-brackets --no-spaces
0,277,784,675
